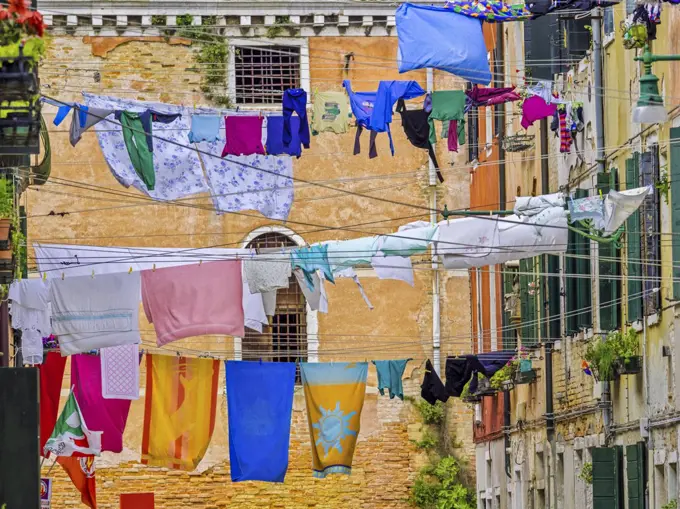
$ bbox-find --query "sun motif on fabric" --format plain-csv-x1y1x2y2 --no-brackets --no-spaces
312,402,357,457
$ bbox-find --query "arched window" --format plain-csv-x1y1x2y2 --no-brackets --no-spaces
244,232,307,381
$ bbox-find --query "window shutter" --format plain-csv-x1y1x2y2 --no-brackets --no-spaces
598,170,621,331
670,127,680,299
593,446,623,509
626,154,643,323
566,226,579,335
626,442,646,509
574,188,592,330
502,271,517,350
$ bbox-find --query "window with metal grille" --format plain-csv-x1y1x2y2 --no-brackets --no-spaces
243,232,307,382
640,146,661,316
234,45,301,105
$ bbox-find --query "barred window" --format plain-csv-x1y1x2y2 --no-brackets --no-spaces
243,232,307,382
234,45,301,105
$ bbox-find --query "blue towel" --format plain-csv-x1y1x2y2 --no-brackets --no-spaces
266,116,302,157
372,360,411,400
225,361,296,482
188,114,222,143
396,3,492,85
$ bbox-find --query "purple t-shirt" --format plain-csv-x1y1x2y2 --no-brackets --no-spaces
221,116,265,157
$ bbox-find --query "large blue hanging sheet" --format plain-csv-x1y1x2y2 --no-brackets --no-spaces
225,361,296,482
396,3,492,85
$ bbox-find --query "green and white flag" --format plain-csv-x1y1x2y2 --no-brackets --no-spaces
43,389,102,457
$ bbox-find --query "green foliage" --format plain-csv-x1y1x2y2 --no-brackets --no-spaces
490,361,517,390
410,457,476,509
11,227,24,279
265,16,290,38
176,14,194,27
0,179,13,218
578,462,593,484
415,399,445,425
656,168,670,204
415,429,438,451
585,336,618,381
611,328,639,362
0,38,45,63
662,500,678,509
151,15,166,26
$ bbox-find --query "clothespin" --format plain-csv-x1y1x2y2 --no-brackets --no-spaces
199,259,203,266
91,270,95,279
599,189,603,199
152,264,156,272
61,272,65,280
42,272,46,281
128,266,133,274
259,110,263,120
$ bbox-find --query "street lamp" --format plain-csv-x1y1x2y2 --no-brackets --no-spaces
633,45,680,124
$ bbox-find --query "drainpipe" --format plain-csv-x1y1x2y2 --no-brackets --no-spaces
427,67,441,376
592,8,606,174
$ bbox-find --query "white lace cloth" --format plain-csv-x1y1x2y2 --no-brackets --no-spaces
8,279,51,365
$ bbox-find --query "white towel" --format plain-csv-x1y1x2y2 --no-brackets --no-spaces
8,279,51,364
50,272,141,356
100,343,140,400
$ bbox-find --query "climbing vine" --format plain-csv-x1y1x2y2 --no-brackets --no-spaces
656,167,670,204
265,16,291,38
176,14,232,107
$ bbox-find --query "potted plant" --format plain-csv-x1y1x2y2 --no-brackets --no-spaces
460,379,482,404
584,335,618,381
490,361,517,391
514,358,537,385
613,329,642,375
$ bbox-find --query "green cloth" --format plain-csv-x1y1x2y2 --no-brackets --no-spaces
119,111,155,190
428,90,466,146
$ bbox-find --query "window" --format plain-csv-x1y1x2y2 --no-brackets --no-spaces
485,106,493,153
669,462,678,503
243,232,307,381
655,464,668,508
556,451,565,509
565,189,592,335
234,45,301,104
640,146,661,315
597,170,621,331
519,257,539,346
502,264,520,351
604,7,615,36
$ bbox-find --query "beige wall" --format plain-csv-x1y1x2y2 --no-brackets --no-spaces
32,33,474,507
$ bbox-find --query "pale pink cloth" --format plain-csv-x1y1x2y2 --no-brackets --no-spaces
101,343,140,400
141,260,245,346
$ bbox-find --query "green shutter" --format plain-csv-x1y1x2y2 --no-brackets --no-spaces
598,170,621,331
574,189,592,330
626,154,643,322
502,271,517,350
547,254,561,340
626,442,646,509
670,127,680,299
519,258,538,346
593,446,623,509
566,227,579,335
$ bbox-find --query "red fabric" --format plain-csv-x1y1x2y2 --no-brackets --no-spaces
39,351,67,455
57,456,97,509
120,493,154,509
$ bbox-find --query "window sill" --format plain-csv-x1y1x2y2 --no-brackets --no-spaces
603,33,615,49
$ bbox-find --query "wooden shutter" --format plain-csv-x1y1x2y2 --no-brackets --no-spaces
593,446,624,509
626,442,646,509
573,188,592,330
670,127,680,299
502,271,517,350
626,154,643,323
598,170,621,331
519,258,538,346
566,226,579,335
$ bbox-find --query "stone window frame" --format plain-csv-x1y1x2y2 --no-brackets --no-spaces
227,38,310,108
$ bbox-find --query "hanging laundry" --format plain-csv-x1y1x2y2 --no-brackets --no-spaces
188,114,221,143
444,0,534,21
100,343,140,400
514,193,565,216
465,86,521,111
445,352,514,397
141,260,245,346
428,91,466,146
39,352,67,455
114,111,156,190
396,3,491,85
57,457,97,509
291,244,335,289
633,4,660,40
526,80,554,103
333,267,374,310
526,0,617,15
569,195,604,222
221,116,266,156
600,186,652,235
44,389,102,457
244,253,292,299
50,272,141,356
377,222,438,257
447,120,460,152
225,361,296,482
71,354,132,453
266,115,302,158
70,105,113,147
395,98,443,182
282,88,310,149
521,95,557,129
325,237,377,271
373,359,411,400
434,214,500,260
300,362,368,478
420,359,449,405
370,251,415,287
141,355,220,470
202,154,294,221
8,279,51,364
293,269,329,313
85,94,209,201
343,79,426,158
558,108,572,153
311,91,350,135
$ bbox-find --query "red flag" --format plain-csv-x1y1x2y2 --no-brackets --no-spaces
57,456,97,509
39,352,67,455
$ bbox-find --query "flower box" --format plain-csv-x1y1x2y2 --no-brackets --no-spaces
0,44,40,100
0,99,41,154
617,355,642,375
514,368,537,385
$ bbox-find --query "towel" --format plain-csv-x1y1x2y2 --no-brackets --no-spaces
372,360,411,400
39,352,67,455
72,353,132,453
141,260,245,346
50,272,141,356
300,362,368,478
141,355,220,470
8,279,51,364
188,115,221,143
226,361,296,482
101,343,140,400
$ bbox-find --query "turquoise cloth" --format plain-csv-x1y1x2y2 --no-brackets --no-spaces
188,115,221,143
378,225,438,257
291,244,335,289
372,359,411,400
326,238,378,271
